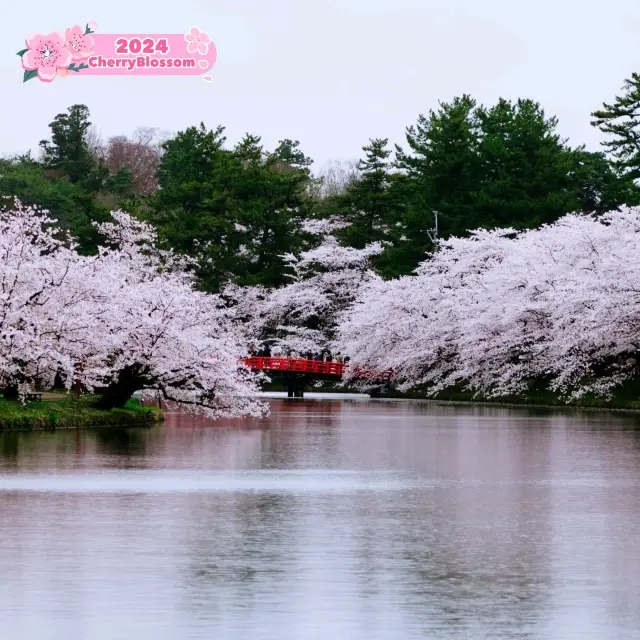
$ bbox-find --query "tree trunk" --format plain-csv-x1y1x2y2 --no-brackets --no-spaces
2,384,19,401
94,365,149,410
53,369,66,390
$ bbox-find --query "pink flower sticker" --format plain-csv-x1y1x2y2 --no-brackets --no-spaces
22,31,73,82
64,25,95,60
184,27,211,55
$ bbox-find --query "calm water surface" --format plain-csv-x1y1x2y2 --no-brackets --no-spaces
1,397,640,639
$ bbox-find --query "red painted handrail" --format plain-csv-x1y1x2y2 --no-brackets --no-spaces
242,357,346,376
241,357,394,381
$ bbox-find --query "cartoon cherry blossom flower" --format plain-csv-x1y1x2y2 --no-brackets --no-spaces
64,25,95,60
184,27,211,55
21,32,72,83
87,21,98,32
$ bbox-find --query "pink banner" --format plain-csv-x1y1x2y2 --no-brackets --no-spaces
84,33,216,75
17,23,216,83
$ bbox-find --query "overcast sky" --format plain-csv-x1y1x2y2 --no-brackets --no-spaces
2,0,640,170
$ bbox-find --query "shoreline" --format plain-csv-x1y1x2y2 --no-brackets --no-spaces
368,396,640,415
263,381,640,414
4,388,640,433
268,392,640,414
380,386,640,414
0,396,164,432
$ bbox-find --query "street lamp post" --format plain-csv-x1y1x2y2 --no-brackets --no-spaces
427,210,439,245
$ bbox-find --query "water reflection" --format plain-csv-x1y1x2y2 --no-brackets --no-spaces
0,400,640,639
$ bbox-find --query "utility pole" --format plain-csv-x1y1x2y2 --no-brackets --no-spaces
427,210,439,245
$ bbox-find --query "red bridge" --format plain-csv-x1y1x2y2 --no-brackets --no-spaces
242,356,346,376
241,357,392,397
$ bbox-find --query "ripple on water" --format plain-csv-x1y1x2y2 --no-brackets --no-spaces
0,469,414,493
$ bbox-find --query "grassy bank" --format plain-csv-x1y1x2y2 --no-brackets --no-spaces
0,394,164,431
382,380,640,411
261,377,640,412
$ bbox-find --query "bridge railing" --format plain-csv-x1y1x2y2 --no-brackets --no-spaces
241,357,396,382
242,357,346,376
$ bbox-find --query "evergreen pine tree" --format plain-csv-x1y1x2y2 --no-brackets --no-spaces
473,98,577,228
147,125,313,291
269,139,313,168
333,138,402,250
234,134,264,164
39,105,98,186
393,95,481,269
592,73,640,180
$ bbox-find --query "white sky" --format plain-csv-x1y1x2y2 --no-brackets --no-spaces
2,0,640,169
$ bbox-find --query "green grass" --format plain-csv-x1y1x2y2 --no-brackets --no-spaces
0,394,164,431
383,378,640,411
261,374,640,411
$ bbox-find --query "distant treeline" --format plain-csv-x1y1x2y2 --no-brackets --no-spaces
3,72,640,290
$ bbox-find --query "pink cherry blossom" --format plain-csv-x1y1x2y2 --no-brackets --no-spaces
22,31,72,82
224,235,383,355
337,207,640,401
87,21,98,32
0,199,267,420
64,25,95,60
184,26,212,55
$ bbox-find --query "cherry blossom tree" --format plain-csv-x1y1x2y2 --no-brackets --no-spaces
82,212,267,418
221,215,382,355
339,209,640,400
0,198,267,419
0,198,99,398
220,282,269,353
101,127,165,194
254,236,384,354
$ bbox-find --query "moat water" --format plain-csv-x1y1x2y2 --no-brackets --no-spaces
1,397,640,639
